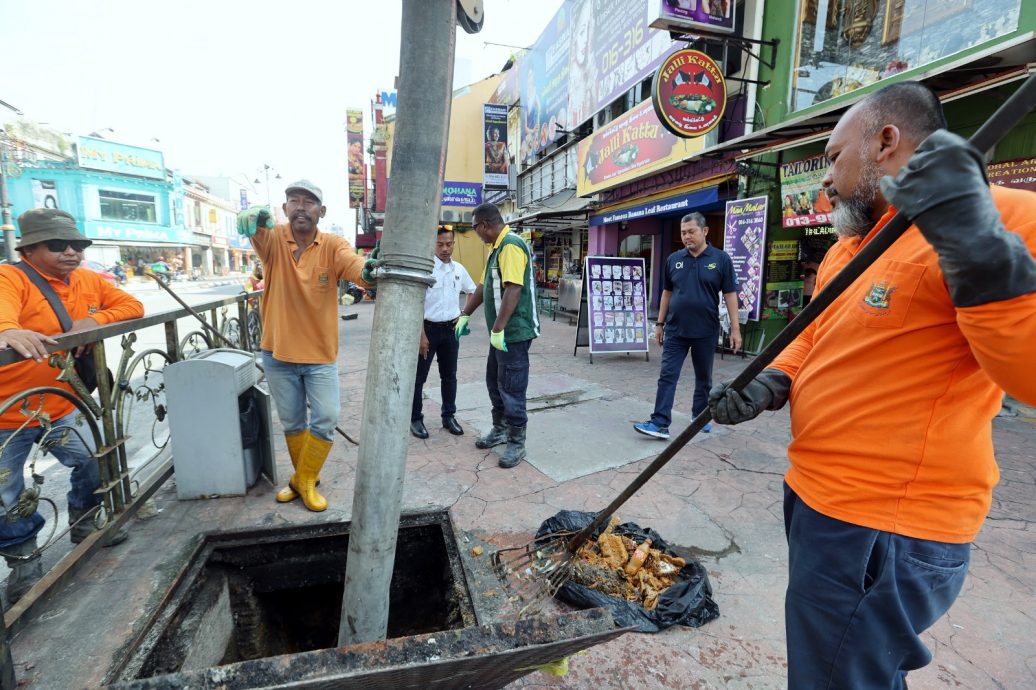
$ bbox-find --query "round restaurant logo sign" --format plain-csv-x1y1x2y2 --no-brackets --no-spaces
652,49,727,138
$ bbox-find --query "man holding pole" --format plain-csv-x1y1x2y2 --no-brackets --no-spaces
456,203,539,468
708,82,1036,688
237,180,374,512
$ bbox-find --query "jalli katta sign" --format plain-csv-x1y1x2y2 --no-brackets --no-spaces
651,48,727,138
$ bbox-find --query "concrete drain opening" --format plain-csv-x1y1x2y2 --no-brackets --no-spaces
107,510,627,690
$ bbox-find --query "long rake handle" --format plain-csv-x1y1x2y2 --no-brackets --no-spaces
565,73,1036,555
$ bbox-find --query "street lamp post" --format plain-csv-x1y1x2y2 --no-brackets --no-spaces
254,164,282,210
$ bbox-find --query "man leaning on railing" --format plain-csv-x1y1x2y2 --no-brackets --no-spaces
0,209,143,606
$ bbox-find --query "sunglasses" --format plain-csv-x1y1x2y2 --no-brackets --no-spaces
44,239,90,253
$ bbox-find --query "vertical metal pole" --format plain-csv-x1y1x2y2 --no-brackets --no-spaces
339,0,456,646
0,140,16,263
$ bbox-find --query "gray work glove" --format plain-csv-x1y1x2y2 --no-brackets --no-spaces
708,369,791,425
879,129,1036,307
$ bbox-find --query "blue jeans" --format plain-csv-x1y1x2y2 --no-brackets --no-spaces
0,412,101,549
650,332,717,428
485,339,531,428
784,484,970,689
412,321,460,422
261,352,340,442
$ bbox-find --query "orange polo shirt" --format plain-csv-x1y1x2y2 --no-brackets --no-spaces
772,185,1036,543
0,261,144,428
250,224,370,364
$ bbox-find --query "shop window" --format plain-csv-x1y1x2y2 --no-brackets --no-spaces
791,0,1021,111
619,234,653,305
99,190,157,223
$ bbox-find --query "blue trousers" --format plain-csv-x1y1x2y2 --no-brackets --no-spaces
485,339,531,428
261,352,340,442
784,484,970,689
412,321,460,422
650,332,716,428
0,412,101,549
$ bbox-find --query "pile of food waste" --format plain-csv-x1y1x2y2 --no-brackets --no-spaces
570,516,686,610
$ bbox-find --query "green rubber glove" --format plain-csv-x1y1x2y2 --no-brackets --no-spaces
236,207,273,237
490,330,508,352
454,314,471,340
360,243,380,283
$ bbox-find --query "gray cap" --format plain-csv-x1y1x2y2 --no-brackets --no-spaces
284,179,323,204
16,208,92,250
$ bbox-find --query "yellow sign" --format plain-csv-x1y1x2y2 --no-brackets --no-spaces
576,100,705,197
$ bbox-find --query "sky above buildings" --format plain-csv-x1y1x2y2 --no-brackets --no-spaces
1,0,563,234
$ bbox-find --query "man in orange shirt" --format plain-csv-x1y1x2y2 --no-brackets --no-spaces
0,209,143,605
709,82,1036,688
237,181,374,512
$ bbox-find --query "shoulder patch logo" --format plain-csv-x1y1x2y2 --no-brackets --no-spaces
318,273,329,286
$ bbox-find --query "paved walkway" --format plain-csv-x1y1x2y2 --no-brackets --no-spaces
9,302,1035,689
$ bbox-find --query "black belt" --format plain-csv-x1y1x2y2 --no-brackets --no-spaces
424,318,458,328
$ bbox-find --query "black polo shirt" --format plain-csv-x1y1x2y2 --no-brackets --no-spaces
662,244,738,338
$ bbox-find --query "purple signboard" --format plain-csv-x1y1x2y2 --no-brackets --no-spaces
651,0,737,35
585,256,650,354
442,181,482,207
722,196,768,321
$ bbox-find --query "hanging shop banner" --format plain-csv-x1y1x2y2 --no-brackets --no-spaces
347,109,364,209
519,4,571,163
988,157,1036,192
652,49,727,138
779,153,833,227
650,0,737,35
442,181,482,207
77,136,165,180
723,196,768,322
585,256,650,354
31,179,60,210
483,104,509,189
576,99,706,196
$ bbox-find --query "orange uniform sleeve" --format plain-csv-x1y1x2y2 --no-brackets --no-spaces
0,268,27,332
90,277,144,325
332,237,373,289
249,224,275,266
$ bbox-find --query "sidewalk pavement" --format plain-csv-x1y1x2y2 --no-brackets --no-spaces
9,303,1035,689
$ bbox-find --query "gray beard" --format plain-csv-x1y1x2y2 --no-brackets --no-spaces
831,161,883,239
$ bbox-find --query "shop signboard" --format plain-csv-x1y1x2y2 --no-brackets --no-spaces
576,99,706,196
441,181,482,207
483,104,509,189
585,256,650,354
763,239,802,320
85,220,191,245
77,136,165,180
722,196,767,321
988,156,1036,192
652,49,727,138
239,188,248,211
649,0,736,35
780,153,832,228
346,109,365,209
590,185,718,225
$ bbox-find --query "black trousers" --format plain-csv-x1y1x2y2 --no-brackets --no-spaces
412,320,460,422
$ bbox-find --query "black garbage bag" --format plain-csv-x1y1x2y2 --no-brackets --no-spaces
536,510,720,633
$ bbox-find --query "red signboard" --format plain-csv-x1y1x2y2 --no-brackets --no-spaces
988,157,1036,192
651,49,726,138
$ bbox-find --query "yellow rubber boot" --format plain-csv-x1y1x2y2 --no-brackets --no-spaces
295,433,332,512
276,431,309,503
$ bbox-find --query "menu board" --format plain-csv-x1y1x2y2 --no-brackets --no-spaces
723,196,768,321
585,256,649,354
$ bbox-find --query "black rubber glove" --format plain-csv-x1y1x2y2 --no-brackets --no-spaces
708,369,791,425
879,129,1036,307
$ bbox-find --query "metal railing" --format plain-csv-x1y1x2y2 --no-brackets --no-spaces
0,290,261,643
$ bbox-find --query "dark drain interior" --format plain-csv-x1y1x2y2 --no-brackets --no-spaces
121,513,475,681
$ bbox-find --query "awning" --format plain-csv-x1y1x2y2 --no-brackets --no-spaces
701,32,1036,161
511,190,592,230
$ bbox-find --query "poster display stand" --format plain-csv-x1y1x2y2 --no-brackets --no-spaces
574,256,650,363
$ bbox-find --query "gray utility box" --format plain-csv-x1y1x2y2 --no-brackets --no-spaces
165,349,277,500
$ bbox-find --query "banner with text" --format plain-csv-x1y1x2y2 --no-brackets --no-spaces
347,109,364,209
650,0,737,34
483,104,509,189
780,153,832,228
442,181,482,207
722,196,768,321
989,156,1036,192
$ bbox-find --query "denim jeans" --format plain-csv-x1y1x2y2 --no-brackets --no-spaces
261,352,340,442
412,322,460,422
0,412,101,549
784,484,970,689
485,339,531,428
650,332,717,428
